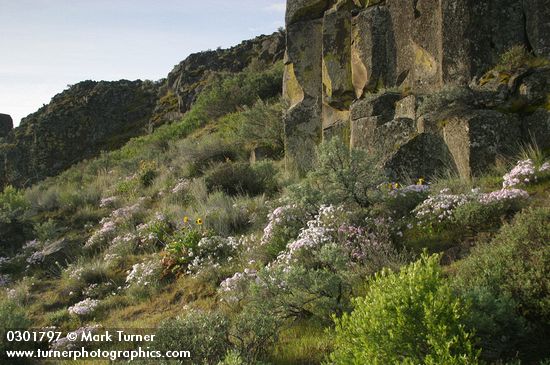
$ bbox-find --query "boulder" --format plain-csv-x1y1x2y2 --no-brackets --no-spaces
284,18,324,176
443,109,521,178
0,114,13,138
411,0,442,90
351,115,415,155
350,116,384,150
394,95,418,119
385,0,415,89
384,133,455,180
322,103,350,131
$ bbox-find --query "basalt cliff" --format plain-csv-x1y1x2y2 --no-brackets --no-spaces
282,0,550,178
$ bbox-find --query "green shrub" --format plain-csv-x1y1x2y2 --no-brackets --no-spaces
454,207,549,321
138,160,158,187
186,139,240,177
329,254,479,364
0,186,29,224
162,227,205,274
230,306,281,363
154,310,230,364
34,219,58,242
204,161,277,197
458,288,527,362
218,351,244,365
219,100,285,156
0,299,33,364
0,186,31,255
453,207,550,362
309,137,385,208
452,198,525,234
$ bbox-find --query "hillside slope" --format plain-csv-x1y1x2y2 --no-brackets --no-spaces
0,31,285,189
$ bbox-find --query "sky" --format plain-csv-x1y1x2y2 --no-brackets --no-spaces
0,0,286,126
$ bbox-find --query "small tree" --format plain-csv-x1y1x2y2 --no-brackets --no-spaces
313,137,385,208
329,253,479,365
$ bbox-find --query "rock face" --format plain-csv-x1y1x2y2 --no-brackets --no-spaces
0,114,13,138
0,80,159,187
283,0,550,178
152,31,286,125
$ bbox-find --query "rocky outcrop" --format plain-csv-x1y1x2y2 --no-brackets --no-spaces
0,114,13,138
1,32,286,188
0,80,159,187
152,31,286,125
283,0,550,178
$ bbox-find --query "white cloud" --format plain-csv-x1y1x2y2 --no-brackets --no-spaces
265,3,286,12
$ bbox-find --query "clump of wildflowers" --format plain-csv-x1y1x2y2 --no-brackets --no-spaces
389,184,430,197
26,250,45,265
219,268,259,303
125,258,163,287
478,188,529,205
275,205,347,264
68,298,100,316
503,159,536,188
136,212,172,247
99,196,118,209
85,199,146,249
186,236,240,275
171,179,190,195
414,188,476,225
261,204,305,246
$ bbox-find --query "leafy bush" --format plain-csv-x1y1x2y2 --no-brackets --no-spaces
452,198,525,233
154,310,230,364
204,161,278,197
34,219,58,242
0,186,31,255
0,186,30,224
454,207,549,321
307,137,385,208
329,254,479,365
186,139,240,177
0,299,33,364
219,100,285,157
137,160,158,187
230,305,281,363
458,288,528,362
162,227,206,274
453,207,550,362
